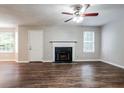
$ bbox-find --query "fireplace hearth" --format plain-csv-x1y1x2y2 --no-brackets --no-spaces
55,47,72,63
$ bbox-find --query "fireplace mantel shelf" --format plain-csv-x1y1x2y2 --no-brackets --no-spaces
49,41,77,43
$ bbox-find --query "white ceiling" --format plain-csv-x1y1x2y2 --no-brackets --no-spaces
0,4,124,27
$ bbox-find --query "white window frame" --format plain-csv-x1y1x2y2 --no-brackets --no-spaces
83,31,95,53
0,31,15,53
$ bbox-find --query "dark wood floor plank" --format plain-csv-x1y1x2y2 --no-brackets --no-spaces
0,61,124,88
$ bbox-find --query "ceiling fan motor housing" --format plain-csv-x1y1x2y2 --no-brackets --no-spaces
74,11,80,16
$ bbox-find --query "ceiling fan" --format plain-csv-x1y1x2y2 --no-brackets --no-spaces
61,4,99,23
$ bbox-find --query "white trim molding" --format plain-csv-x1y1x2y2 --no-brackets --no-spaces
14,59,102,63
42,60,53,62
101,59,124,69
16,60,29,63
74,59,101,62
42,59,101,62
0,60,16,61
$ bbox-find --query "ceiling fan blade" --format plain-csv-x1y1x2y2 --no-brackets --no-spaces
85,4,90,9
82,13,99,16
80,4,90,13
64,18,73,22
62,12,73,15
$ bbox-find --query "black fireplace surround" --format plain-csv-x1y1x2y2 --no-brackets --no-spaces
55,47,72,63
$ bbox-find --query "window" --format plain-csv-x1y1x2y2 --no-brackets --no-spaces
83,31,95,52
0,32,15,52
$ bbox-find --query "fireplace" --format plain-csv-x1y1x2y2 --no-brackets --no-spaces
55,47,72,63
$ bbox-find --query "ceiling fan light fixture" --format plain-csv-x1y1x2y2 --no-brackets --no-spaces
73,16,84,23
72,17,78,22
76,17,84,23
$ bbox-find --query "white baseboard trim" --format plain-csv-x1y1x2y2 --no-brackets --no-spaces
0,60,16,62
17,61,29,63
100,59,124,69
42,59,101,62
42,60,53,62
74,59,101,62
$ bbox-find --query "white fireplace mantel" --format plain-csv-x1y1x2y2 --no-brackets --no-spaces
52,41,76,62
50,41,77,43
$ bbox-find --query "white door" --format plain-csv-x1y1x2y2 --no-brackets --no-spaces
28,31,43,61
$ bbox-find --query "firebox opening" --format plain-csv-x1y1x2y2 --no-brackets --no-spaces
55,47,72,63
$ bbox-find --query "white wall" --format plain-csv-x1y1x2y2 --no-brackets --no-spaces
17,25,101,62
101,20,124,67
43,26,101,62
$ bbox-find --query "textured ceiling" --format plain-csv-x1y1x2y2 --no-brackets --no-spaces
0,4,123,26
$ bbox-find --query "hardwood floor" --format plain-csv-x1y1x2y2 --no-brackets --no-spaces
0,61,124,88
